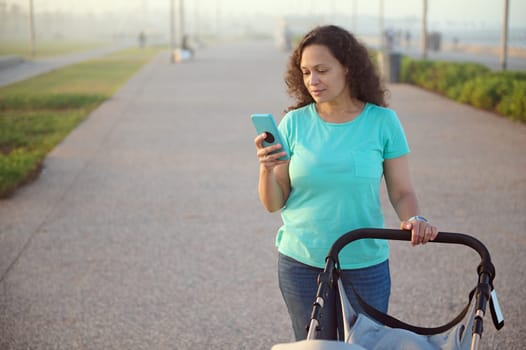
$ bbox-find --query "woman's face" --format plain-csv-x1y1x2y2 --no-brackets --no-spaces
300,44,349,104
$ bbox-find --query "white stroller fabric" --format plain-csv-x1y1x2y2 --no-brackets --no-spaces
272,339,367,350
337,280,476,350
271,280,476,350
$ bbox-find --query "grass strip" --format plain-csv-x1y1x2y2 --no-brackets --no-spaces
0,47,161,198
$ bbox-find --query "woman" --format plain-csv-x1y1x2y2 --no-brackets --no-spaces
254,25,438,340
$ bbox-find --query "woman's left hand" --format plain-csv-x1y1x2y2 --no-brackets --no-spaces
400,218,438,246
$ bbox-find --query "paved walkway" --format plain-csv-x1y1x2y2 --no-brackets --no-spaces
0,41,525,349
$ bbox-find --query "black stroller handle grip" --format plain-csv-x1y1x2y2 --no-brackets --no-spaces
327,228,492,266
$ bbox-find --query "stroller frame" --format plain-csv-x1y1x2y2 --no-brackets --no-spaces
303,228,504,350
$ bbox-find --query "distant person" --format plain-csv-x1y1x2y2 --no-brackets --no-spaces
384,28,395,51
276,18,292,52
182,35,194,57
253,25,438,340
405,30,412,48
453,37,459,50
138,31,146,48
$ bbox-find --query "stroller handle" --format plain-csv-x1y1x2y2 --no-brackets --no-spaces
307,228,501,347
327,228,492,268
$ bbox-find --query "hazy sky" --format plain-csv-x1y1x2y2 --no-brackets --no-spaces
7,0,526,27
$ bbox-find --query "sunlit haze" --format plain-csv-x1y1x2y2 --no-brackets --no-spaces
2,0,525,47
6,0,526,23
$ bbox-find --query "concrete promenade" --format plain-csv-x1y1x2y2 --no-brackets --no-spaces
0,40,525,349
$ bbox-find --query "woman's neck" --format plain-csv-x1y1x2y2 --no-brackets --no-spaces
315,98,365,123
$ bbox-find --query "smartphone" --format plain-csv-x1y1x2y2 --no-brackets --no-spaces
251,114,290,161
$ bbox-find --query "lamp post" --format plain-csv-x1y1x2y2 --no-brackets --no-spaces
179,0,184,48
500,0,509,71
352,0,357,34
421,0,428,59
379,0,384,51
216,0,220,36
29,0,36,57
170,0,176,62
169,0,187,63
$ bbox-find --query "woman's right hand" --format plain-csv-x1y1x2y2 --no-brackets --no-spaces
255,133,290,212
254,133,289,170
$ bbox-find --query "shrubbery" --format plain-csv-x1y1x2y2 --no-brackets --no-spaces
400,56,526,122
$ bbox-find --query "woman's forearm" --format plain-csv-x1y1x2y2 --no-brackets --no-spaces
258,166,287,212
391,190,421,221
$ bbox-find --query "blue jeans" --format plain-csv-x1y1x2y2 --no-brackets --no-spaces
278,253,391,340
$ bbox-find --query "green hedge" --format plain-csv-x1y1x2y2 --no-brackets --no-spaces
400,56,526,122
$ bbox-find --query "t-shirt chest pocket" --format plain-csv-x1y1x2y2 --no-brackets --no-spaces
351,150,383,178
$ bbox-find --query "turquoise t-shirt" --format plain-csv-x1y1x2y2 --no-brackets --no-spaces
276,103,410,269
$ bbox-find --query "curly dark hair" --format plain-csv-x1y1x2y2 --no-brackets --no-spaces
285,25,387,112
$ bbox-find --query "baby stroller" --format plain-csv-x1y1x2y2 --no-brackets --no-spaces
272,228,504,350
